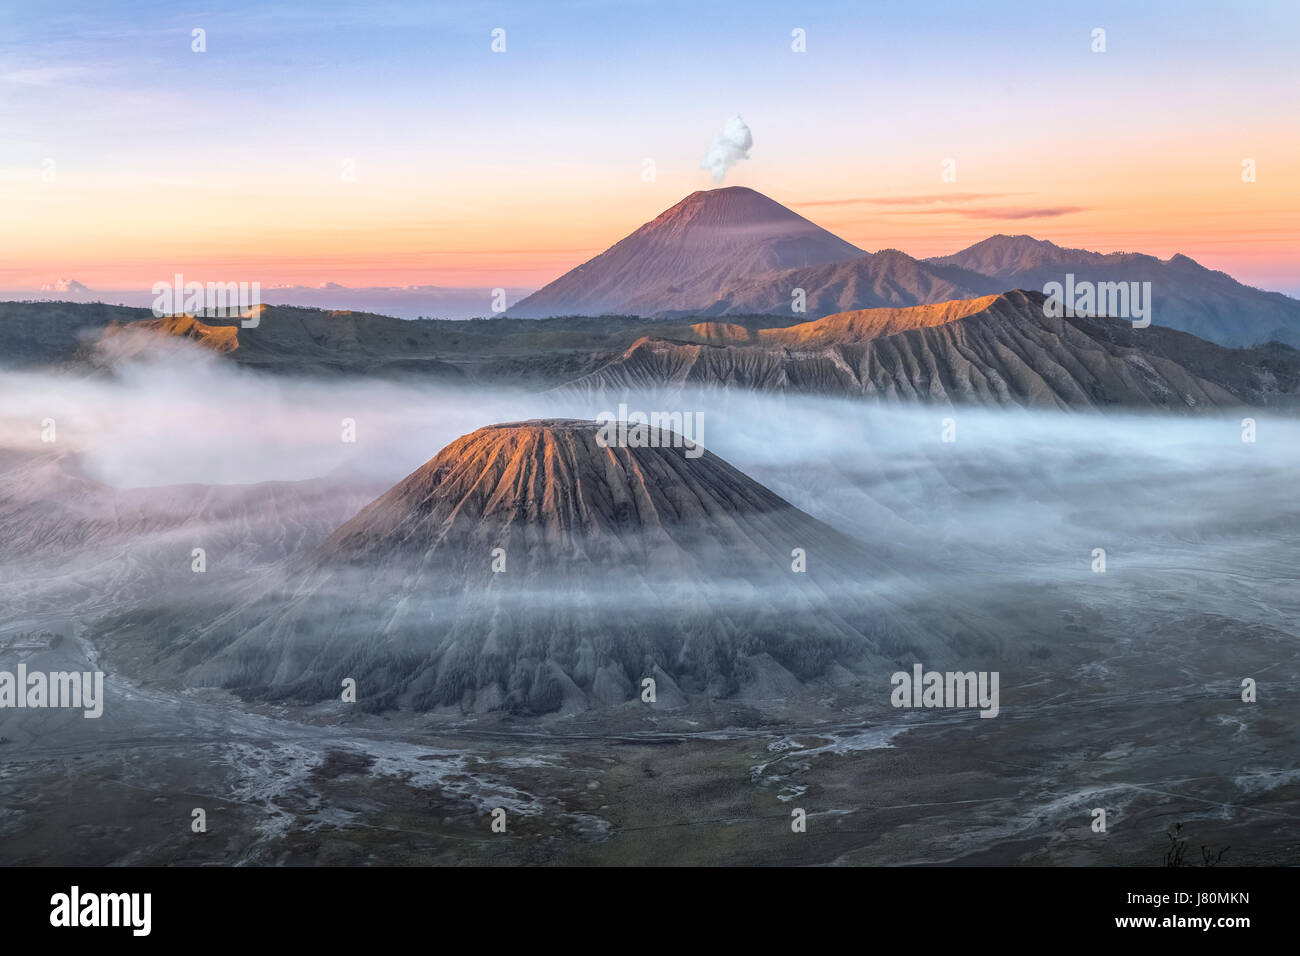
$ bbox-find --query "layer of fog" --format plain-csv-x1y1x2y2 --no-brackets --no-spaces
2,336,1298,665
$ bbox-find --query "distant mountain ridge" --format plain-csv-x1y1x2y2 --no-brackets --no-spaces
6,294,1298,411
0,283,532,320
508,189,1300,348
928,235,1300,347
554,290,1300,410
38,278,93,293
12,193,1299,343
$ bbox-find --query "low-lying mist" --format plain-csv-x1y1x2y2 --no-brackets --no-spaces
3,335,1297,711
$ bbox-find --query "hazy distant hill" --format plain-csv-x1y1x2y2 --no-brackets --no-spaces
0,284,533,320
928,235,1300,347
0,301,152,367
0,300,793,384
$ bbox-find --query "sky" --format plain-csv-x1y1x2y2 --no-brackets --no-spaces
1,0,1297,294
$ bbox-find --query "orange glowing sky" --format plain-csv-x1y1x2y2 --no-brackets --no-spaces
2,1,1297,294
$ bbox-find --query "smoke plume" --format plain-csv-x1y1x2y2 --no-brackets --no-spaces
700,114,752,184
